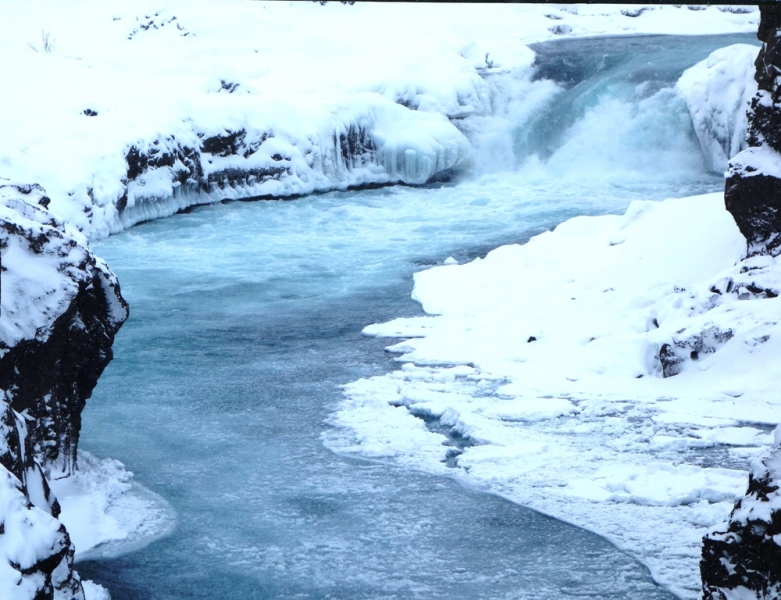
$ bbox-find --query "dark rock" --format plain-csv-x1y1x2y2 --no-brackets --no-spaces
0,185,128,475
657,325,733,378
338,124,376,163
201,130,247,157
0,185,119,599
219,79,239,93
658,343,683,377
724,5,781,257
701,437,781,599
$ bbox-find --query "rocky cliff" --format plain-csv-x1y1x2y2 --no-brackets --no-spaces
725,5,781,257
701,6,781,598
0,183,128,599
701,431,781,600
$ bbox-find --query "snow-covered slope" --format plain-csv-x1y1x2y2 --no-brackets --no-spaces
0,1,759,238
326,191,781,599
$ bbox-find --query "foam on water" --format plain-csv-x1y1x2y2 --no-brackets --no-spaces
514,33,758,177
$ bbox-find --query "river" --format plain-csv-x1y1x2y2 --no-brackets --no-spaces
78,33,756,599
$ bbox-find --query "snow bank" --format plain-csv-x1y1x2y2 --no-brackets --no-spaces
112,94,472,235
326,192,781,599
50,452,176,563
677,44,758,174
0,1,758,238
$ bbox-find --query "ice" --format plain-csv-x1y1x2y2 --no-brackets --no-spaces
677,44,758,173
81,580,110,600
49,451,176,563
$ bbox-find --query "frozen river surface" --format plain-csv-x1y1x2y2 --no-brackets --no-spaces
78,33,754,599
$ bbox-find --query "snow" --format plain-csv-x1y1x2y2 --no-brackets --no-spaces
677,44,758,174
0,1,767,598
0,185,88,347
0,1,759,238
81,581,110,600
326,192,781,599
729,143,781,180
49,451,176,563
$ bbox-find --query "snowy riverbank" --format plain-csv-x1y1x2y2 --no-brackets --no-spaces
0,2,767,599
0,1,758,238
326,191,781,598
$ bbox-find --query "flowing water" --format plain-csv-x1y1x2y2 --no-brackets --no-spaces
78,33,757,599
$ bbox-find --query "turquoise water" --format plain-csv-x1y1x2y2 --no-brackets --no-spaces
77,33,756,599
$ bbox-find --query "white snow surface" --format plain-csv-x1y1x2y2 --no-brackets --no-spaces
0,1,758,238
50,451,176,563
326,192,781,599
677,44,759,174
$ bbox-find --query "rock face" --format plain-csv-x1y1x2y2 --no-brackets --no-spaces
0,183,128,599
704,9,781,594
725,5,781,256
114,106,470,234
701,431,781,600
0,183,128,475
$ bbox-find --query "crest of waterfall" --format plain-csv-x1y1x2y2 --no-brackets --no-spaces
455,33,759,183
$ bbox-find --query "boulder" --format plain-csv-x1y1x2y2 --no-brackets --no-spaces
0,184,128,476
725,5,781,256
701,429,781,600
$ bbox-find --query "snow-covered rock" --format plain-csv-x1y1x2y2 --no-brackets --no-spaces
0,184,128,599
701,428,781,600
114,95,472,234
677,43,758,174
0,184,128,475
725,6,781,257
0,391,83,600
